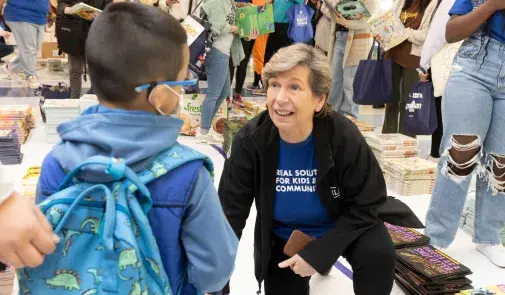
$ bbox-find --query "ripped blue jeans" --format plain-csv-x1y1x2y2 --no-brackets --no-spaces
425,35,505,248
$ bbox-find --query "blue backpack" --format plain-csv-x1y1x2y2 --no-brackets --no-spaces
18,143,213,295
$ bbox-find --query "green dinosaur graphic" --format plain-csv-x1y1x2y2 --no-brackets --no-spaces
169,152,182,159
82,289,97,295
62,229,81,256
80,217,101,235
128,184,138,193
146,257,161,275
45,270,81,291
47,208,64,226
148,161,168,178
125,218,140,237
87,268,102,285
141,288,148,295
95,241,119,251
118,248,141,280
129,281,141,295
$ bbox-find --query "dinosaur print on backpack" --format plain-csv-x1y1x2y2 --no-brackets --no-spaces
19,143,214,295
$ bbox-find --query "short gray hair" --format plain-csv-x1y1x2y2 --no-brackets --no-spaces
262,43,332,117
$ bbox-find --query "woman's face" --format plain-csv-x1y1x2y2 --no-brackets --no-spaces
266,65,325,132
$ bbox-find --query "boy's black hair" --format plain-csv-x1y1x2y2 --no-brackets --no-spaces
86,2,188,103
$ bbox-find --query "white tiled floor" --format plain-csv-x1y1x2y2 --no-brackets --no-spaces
1,65,504,294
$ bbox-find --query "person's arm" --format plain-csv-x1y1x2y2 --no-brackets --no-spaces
446,0,503,43
0,190,59,269
202,1,235,36
420,0,455,70
218,135,255,240
298,137,387,274
181,167,238,293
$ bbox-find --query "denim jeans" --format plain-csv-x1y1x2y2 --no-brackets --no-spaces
201,47,231,132
7,21,44,78
328,31,359,119
425,35,505,248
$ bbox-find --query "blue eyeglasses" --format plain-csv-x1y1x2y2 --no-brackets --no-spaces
135,79,198,94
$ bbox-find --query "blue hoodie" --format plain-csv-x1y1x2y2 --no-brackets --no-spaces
36,105,238,294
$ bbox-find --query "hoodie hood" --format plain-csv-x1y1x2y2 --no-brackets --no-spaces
52,105,183,182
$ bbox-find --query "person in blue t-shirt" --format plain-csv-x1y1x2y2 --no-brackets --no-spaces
35,3,238,294
219,44,422,295
0,0,51,89
425,0,505,268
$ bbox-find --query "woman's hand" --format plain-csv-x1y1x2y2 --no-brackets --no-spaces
0,31,11,39
0,192,60,268
419,72,429,82
230,25,239,33
236,2,248,8
166,0,179,6
64,7,72,15
278,254,317,277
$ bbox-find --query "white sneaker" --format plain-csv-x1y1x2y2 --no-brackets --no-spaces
476,244,505,268
26,75,40,89
195,132,223,144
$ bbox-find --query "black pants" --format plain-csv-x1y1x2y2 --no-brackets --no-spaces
230,38,256,95
0,42,13,60
383,62,418,138
431,96,443,158
264,222,396,295
264,23,292,67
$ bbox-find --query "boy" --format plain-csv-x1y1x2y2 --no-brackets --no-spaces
35,3,238,294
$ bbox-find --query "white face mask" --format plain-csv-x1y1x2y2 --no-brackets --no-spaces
148,85,184,118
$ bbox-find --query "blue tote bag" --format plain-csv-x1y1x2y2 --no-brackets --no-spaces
404,81,438,135
286,3,315,43
353,40,392,105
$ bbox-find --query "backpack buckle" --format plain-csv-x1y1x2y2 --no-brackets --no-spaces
105,158,126,180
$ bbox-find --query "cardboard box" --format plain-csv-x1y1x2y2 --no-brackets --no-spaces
179,93,227,136
41,42,65,59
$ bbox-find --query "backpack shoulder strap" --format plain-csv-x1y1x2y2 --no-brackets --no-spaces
127,143,214,194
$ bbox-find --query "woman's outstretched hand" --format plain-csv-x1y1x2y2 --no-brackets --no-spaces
279,254,317,277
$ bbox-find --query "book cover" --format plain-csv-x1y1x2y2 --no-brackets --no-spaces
367,10,408,51
337,0,371,20
68,3,102,20
385,223,430,248
396,245,472,281
236,4,275,38
457,285,505,295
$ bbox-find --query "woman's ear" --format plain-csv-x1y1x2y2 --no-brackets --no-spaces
315,94,326,112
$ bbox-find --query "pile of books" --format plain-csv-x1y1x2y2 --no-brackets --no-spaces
0,130,23,165
456,284,505,294
395,245,473,294
459,197,475,237
23,166,41,201
222,117,248,158
382,157,437,196
386,223,474,294
0,105,35,144
0,264,14,295
363,133,420,169
345,115,374,133
44,99,80,144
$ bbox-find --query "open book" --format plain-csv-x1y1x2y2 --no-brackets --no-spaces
368,10,408,51
68,3,102,20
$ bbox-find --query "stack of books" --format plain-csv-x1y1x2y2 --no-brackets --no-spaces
0,105,35,144
0,130,23,165
79,94,98,111
457,284,505,294
344,115,374,133
386,223,430,249
459,197,475,237
23,166,41,201
43,99,80,144
382,157,437,196
395,245,473,294
363,133,420,169
0,264,14,295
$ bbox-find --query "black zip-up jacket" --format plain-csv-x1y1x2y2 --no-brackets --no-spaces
218,111,422,287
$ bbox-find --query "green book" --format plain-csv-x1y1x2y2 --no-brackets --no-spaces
236,4,275,39
336,0,371,20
